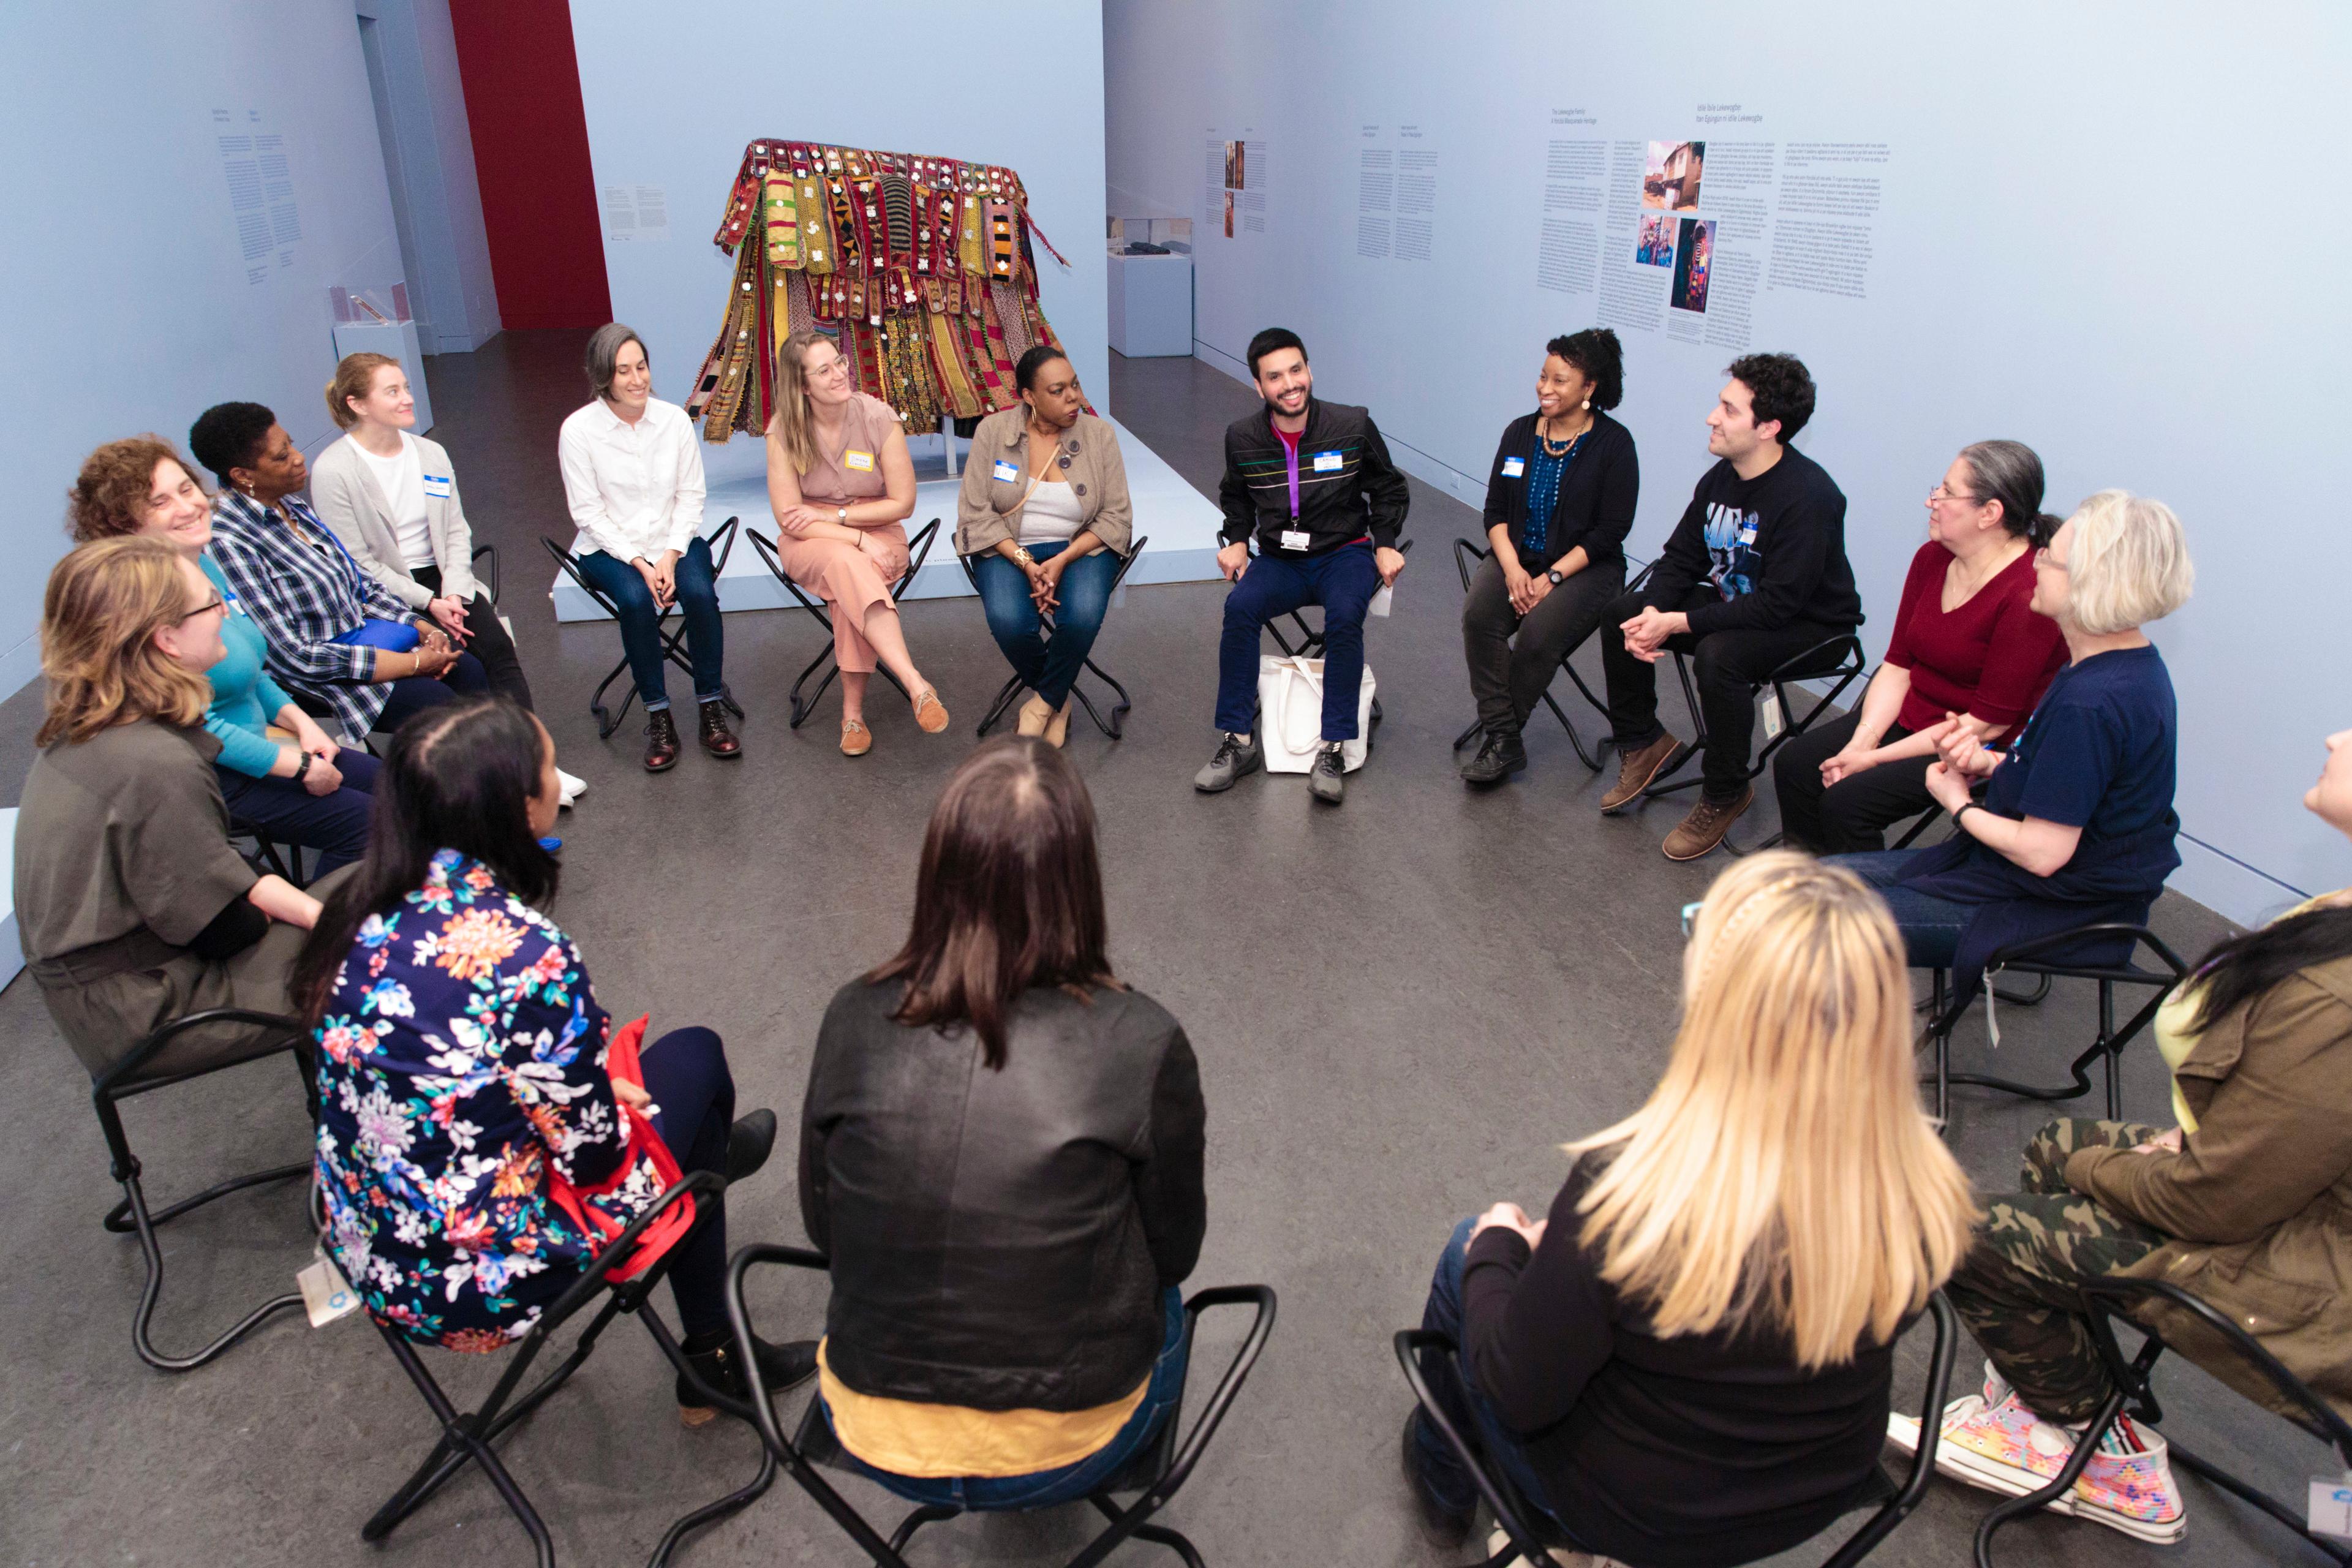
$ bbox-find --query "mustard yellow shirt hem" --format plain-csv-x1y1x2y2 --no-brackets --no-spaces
816,1338,1148,1479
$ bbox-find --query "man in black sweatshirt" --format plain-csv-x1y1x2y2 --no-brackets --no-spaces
1597,353,1861,859
1194,328,1410,805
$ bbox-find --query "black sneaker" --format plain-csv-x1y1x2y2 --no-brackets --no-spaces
1194,731,1263,793
1308,742,1347,804
1459,729,1527,786
725,1109,777,1183
1401,1410,1477,1547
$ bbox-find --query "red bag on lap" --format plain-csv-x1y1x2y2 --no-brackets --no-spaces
546,1015,695,1282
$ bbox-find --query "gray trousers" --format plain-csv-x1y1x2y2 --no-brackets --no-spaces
1460,554,1624,736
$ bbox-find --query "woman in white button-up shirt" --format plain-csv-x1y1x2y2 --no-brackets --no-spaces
557,324,738,771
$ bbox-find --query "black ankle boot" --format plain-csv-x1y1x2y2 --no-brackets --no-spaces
725,1109,777,1183
676,1330,818,1427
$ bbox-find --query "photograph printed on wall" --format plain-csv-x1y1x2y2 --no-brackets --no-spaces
1670,217,1714,313
1642,140,1705,211
1223,189,1235,236
1224,140,1246,190
1635,212,1676,268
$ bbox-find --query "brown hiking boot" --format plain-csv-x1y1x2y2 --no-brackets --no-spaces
1662,786,1755,861
698,699,742,758
643,708,681,772
1599,731,1684,812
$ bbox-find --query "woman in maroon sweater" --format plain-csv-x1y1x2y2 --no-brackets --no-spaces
1773,440,2066,853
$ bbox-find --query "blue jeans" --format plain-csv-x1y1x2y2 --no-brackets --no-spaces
1408,1218,1587,1539
574,537,724,710
638,1025,736,1338
825,1286,1190,1511
973,542,1120,710
372,653,493,733
217,747,381,876
1830,849,1973,970
1215,541,1379,741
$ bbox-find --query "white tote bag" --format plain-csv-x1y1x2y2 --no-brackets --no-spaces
1256,654,1374,774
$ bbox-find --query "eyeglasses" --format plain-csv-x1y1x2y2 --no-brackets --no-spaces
807,358,852,381
1679,900,1705,938
178,596,225,622
2032,546,2070,572
1928,485,1986,505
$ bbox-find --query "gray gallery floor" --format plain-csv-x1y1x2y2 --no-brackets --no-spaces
0,340,2325,1567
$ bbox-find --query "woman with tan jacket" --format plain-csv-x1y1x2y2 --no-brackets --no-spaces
1905,724,2352,1544
956,347,1133,747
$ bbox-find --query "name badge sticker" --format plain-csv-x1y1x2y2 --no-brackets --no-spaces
422,474,453,500
844,450,876,472
992,459,1020,483
1312,450,1344,473
1738,526,1758,545
1500,457,1526,478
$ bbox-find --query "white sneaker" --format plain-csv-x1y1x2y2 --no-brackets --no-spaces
557,767,587,807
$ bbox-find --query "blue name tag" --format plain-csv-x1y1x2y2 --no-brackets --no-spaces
1312,450,1344,473
992,459,1020,482
1500,456,1526,478
423,474,452,499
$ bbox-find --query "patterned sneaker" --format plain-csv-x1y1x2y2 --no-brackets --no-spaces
1890,1382,2187,1545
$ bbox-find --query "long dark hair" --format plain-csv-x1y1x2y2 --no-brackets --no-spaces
865,737,1120,1068
2188,903,2352,1034
292,698,559,1021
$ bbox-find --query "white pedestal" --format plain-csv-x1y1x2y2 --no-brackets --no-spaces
1107,252,1193,358
330,320,434,433
0,809,21,992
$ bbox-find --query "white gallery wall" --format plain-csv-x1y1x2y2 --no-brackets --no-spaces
1106,0,2352,925
0,2,410,699
569,0,1110,492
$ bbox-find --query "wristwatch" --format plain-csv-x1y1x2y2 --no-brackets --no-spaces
1546,568,1566,586
293,751,314,782
1953,801,1980,829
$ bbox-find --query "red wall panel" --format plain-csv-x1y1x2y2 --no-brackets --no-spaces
448,0,611,330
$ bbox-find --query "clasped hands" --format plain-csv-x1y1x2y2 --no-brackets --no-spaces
1616,604,1687,663
1923,712,2002,812
1469,1200,1547,1251
1500,559,1554,616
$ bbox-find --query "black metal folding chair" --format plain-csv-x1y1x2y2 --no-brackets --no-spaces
1920,923,2187,1124
356,1169,775,1568
88,1007,315,1371
540,517,742,740
726,1244,1276,1567
1449,536,1610,772
961,535,1148,740
1396,1293,1959,1567
745,518,941,728
1974,1277,2352,1566
227,816,306,889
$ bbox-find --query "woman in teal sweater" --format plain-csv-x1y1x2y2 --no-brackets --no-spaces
69,437,379,873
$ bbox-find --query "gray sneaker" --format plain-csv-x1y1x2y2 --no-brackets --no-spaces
1308,742,1347,804
1194,731,1262,792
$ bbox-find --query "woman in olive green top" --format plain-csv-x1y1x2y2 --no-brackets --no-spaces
956,347,1133,747
13,537,326,1084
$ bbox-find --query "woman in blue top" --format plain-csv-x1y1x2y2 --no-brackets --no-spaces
67,437,380,873
1831,490,2194,995
1459,329,1640,786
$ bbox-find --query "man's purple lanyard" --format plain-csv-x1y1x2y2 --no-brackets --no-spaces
1282,435,1302,519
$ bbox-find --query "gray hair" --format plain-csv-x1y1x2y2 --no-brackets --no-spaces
1956,439,2058,544
586,322,647,402
2061,490,2194,635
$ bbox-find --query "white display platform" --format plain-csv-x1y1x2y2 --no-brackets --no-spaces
1107,252,1193,357
0,809,21,992
549,415,1224,621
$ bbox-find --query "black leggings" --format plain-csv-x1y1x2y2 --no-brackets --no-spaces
1771,710,1934,854
413,565,532,710
637,1026,737,1338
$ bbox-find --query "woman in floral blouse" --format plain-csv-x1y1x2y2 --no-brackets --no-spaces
292,696,813,1420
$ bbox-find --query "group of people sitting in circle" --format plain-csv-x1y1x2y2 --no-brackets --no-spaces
10,313,2347,1565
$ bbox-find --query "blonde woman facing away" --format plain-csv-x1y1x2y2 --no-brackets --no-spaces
766,331,948,756
1401,853,1975,1566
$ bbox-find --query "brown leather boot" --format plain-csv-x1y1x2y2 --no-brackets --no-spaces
698,699,742,758
643,708,681,772
1599,731,1684,813
1662,786,1755,861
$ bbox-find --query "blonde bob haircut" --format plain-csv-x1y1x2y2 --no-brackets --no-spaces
1567,852,1978,1369
767,330,839,476
2058,489,2193,636
325,352,402,429
37,536,214,747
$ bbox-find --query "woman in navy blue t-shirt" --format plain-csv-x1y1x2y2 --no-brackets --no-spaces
1832,490,2194,993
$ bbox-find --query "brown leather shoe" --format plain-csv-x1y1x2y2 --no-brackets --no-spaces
643,708,681,772
1662,786,1754,861
1599,731,1684,812
698,699,742,758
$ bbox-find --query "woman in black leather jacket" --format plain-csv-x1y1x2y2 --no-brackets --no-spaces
798,736,1207,1507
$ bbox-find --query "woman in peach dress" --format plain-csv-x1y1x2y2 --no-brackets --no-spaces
766,331,949,755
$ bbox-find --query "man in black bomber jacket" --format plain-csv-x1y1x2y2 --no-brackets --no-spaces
1194,328,1410,805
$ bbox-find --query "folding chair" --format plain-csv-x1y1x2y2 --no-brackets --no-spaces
960,535,1148,740
1261,538,1413,734
356,1169,776,1568
1919,923,2187,1124
88,1006,316,1371
745,518,941,728
228,816,306,889
540,517,743,740
1448,536,1610,772
1973,1276,2352,1566
1396,1292,1958,1567
726,1243,1276,1567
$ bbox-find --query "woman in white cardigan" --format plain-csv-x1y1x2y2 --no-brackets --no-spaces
310,353,581,802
